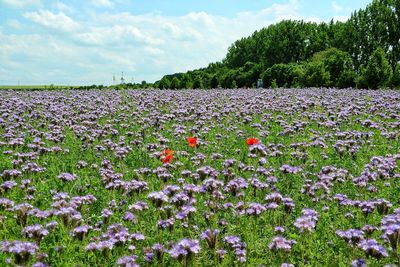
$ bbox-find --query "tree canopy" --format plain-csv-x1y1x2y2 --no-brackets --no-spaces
154,0,400,90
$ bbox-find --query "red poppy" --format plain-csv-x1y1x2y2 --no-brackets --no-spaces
162,154,174,164
246,137,259,146
162,149,174,156
161,149,174,164
187,137,197,147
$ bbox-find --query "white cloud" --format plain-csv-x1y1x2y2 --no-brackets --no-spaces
91,0,114,8
52,1,73,13
144,46,164,55
332,1,344,13
1,0,344,85
7,19,23,29
23,10,80,32
0,0,40,8
75,25,163,46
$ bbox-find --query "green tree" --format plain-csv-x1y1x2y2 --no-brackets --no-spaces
262,63,305,88
179,73,192,89
358,47,392,89
304,61,331,87
170,76,180,89
311,48,355,88
210,75,219,88
158,76,171,89
192,77,203,89
391,63,400,88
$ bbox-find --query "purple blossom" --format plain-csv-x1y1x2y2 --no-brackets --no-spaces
1,240,39,264
336,229,364,245
200,228,219,248
268,236,297,252
351,259,366,267
359,239,388,259
117,255,139,267
57,173,77,182
169,238,200,260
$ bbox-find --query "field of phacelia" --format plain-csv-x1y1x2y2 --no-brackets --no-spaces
0,89,399,267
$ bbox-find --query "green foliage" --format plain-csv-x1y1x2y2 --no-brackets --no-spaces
390,63,400,88
210,75,218,88
304,61,331,87
310,48,355,88
158,76,171,89
358,47,393,89
271,79,278,89
231,80,237,89
262,63,305,88
192,77,204,89
154,0,399,90
170,77,180,89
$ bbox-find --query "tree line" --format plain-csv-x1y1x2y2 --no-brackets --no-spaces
153,0,400,89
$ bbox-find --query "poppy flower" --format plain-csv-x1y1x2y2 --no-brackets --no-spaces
162,149,174,156
246,138,259,146
187,137,197,147
161,149,174,164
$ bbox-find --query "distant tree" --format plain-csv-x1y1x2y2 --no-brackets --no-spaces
304,61,331,87
220,69,237,88
390,63,400,88
158,76,171,89
262,63,305,88
358,47,392,89
262,64,290,87
311,48,355,88
170,77,180,89
179,74,191,89
210,75,218,88
192,77,203,89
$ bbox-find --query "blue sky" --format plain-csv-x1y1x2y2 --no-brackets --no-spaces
0,0,372,85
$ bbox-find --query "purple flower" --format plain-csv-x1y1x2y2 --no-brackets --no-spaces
169,238,200,261
246,202,266,216
336,229,364,245
123,212,137,223
71,225,92,240
200,228,219,248
148,191,169,207
351,259,366,267
224,235,247,262
358,239,388,259
1,240,38,264
117,255,139,267
22,224,49,242
294,216,316,233
268,236,297,252
294,208,319,233
57,173,77,182
381,223,400,250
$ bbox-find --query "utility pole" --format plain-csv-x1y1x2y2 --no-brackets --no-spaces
113,74,116,85
120,72,125,84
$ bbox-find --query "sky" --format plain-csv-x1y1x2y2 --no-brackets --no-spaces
0,0,372,85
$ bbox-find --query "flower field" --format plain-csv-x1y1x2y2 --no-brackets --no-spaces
0,88,399,266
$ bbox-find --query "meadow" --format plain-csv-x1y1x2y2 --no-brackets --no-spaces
0,88,399,267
